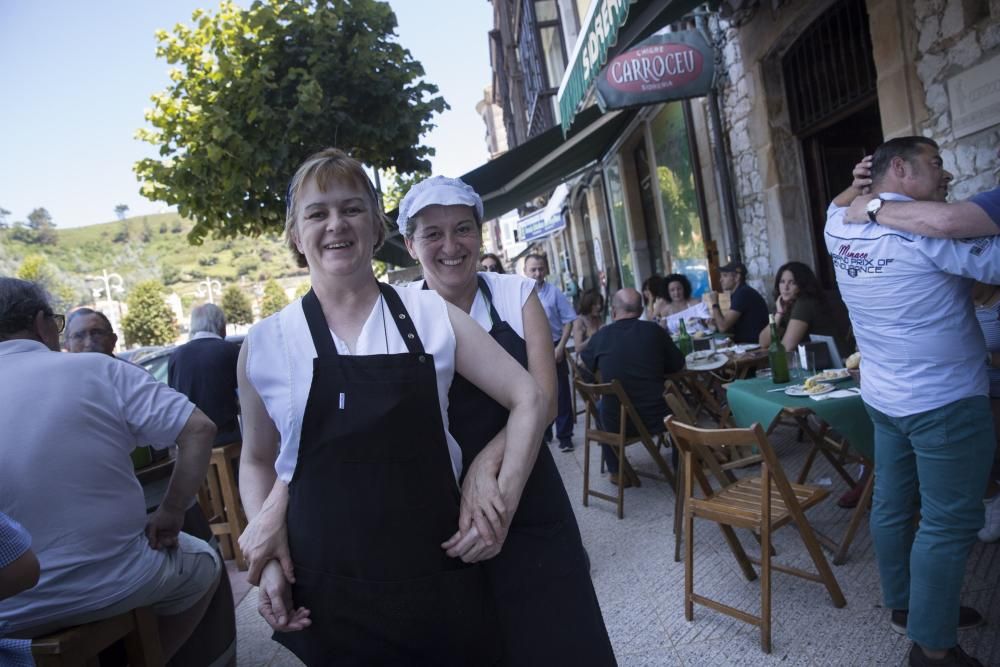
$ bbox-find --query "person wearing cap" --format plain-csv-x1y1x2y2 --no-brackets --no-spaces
236,150,547,664
706,260,769,344
399,176,615,665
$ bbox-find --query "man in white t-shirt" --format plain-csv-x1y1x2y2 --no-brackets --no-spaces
0,278,221,661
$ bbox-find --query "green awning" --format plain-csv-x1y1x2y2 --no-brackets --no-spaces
378,105,637,267
463,105,637,220
557,0,707,134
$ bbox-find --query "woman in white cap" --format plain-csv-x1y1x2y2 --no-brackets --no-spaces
396,176,615,666
236,149,546,665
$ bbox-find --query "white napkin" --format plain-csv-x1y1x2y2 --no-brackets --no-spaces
810,388,861,402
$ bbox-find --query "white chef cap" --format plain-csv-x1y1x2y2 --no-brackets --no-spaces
396,176,484,237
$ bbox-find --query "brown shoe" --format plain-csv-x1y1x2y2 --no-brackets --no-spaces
609,473,634,488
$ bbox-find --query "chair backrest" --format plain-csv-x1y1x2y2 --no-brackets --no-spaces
663,386,696,426
665,416,799,500
807,335,842,369
575,378,657,443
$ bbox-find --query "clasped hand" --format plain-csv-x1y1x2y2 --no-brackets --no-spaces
441,446,513,563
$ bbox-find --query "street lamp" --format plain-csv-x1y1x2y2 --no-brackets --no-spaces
196,278,223,304
87,269,125,350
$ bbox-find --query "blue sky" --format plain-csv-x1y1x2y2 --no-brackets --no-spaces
0,0,493,229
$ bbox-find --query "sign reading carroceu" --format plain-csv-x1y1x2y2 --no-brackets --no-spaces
607,43,703,92
596,30,715,111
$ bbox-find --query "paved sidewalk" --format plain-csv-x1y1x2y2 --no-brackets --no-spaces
229,418,1000,666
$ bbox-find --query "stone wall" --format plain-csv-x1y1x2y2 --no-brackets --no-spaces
912,0,1000,197
705,13,773,297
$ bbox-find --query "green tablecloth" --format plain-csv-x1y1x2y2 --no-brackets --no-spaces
726,377,874,461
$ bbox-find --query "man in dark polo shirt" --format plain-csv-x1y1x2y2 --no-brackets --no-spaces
581,288,685,485
707,261,769,344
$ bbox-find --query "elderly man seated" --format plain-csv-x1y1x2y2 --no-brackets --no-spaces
580,288,686,485
0,278,221,661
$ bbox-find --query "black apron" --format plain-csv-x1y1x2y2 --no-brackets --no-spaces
277,285,500,666
445,277,617,667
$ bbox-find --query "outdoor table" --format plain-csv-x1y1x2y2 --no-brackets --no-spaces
668,348,769,428
725,376,875,565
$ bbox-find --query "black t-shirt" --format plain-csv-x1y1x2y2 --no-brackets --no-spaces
729,282,769,344
580,318,686,434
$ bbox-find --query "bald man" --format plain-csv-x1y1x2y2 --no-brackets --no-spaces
580,288,685,485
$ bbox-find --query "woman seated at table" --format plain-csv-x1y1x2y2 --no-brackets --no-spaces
572,289,605,357
641,274,668,321
660,273,700,316
758,261,847,354
236,150,547,665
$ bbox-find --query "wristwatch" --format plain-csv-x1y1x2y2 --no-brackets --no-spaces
866,197,885,223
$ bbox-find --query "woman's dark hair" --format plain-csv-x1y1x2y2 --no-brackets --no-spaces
663,273,693,301
479,253,505,274
641,275,668,302
772,261,825,303
577,289,603,316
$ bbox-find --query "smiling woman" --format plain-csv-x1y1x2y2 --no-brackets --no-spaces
393,175,616,666
236,149,548,665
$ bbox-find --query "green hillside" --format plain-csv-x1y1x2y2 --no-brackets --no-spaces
0,213,308,310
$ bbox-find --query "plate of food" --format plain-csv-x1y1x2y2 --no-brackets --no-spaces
785,379,836,396
806,368,851,383
685,352,728,371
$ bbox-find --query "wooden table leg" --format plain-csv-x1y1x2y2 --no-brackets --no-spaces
832,467,875,565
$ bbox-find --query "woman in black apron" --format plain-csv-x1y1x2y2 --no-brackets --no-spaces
236,150,546,665
398,177,617,666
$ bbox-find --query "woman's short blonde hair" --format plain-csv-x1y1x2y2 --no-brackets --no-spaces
284,148,389,268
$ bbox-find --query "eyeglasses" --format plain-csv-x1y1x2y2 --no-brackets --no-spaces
68,328,113,342
481,263,500,272
47,313,66,333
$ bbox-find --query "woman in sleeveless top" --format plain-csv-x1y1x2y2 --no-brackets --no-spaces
236,150,546,665
573,289,605,359
397,177,616,666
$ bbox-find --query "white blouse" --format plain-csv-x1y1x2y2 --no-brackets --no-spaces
466,272,535,338
246,286,462,483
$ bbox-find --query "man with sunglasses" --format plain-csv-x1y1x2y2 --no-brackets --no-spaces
0,278,221,662
65,308,118,355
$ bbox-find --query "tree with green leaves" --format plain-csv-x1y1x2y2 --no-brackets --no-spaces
134,0,447,244
122,280,177,347
0,207,10,230
115,204,130,220
15,254,78,311
294,281,311,299
260,279,288,318
222,285,254,326
25,207,57,245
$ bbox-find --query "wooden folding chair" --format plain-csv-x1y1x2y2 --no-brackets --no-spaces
663,392,766,564
576,378,676,519
198,442,248,570
665,416,846,653
21,607,163,667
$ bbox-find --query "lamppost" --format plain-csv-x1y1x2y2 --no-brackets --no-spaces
196,278,223,304
88,269,125,349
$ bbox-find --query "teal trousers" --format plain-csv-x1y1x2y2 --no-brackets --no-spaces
866,395,994,650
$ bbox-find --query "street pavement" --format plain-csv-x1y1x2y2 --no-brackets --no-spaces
228,414,1000,666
